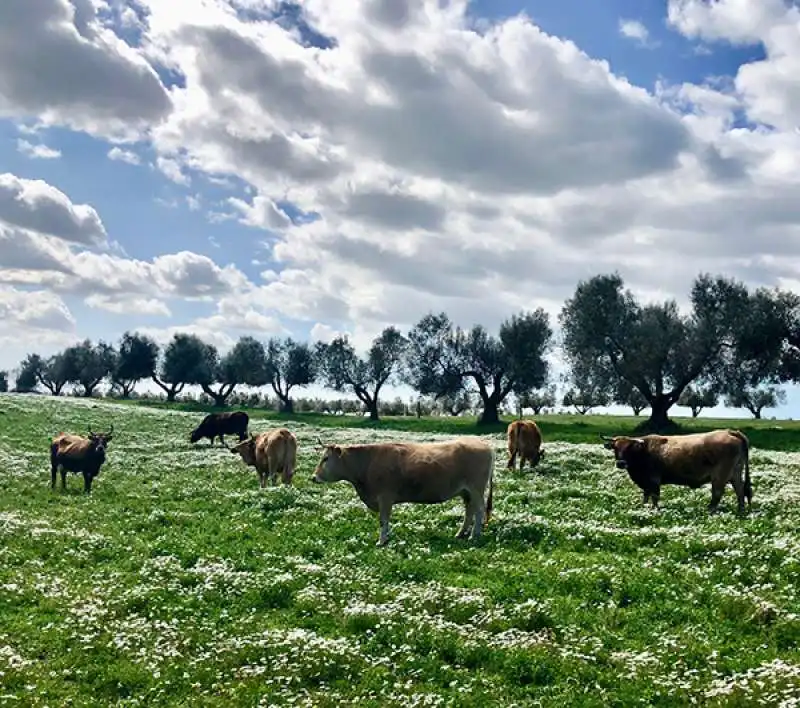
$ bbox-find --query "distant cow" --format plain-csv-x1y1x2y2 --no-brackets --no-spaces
228,428,297,488
50,425,114,494
311,437,495,546
601,429,752,513
190,411,249,446
506,419,544,471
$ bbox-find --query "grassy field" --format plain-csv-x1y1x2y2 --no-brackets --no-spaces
2,394,800,706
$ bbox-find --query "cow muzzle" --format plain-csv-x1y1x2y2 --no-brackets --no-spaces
311,475,321,484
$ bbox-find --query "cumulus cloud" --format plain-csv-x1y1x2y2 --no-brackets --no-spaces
0,173,107,246
667,0,800,131
17,139,62,159
0,286,78,366
619,19,653,46
0,0,171,139
3,0,800,382
107,146,141,165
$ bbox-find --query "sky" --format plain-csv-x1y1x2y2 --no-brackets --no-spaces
1,0,800,419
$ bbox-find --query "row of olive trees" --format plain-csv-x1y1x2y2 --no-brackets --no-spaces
10,269,800,428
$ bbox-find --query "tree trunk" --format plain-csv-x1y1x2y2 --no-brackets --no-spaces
278,396,294,413
478,400,500,425
365,400,379,421
646,395,673,430
692,407,700,418
167,390,177,402
752,409,762,420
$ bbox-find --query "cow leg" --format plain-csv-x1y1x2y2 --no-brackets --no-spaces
730,473,746,515
60,468,68,491
470,495,485,541
456,491,474,539
377,499,392,546
83,472,93,494
51,462,58,490
648,486,660,510
642,490,650,505
258,469,267,488
507,449,517,470
708,481,725,513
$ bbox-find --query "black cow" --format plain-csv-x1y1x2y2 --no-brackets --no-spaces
190,411,249,446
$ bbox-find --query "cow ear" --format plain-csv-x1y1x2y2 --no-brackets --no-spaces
631,438,645,447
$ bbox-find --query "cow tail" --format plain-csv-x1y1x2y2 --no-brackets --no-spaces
731,429,752,502
485,447,495,525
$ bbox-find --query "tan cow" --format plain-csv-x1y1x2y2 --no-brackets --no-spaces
506,419,544,471
601,429,752,513
228,428,297,488
311,437,495,546
50,425,114,494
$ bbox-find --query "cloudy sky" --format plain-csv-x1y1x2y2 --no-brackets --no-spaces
1,0,799,417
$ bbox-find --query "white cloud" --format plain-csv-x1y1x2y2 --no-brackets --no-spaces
17,139,62,159
0,0,172,140
84,294,172,317
107,146,141,165
1,0,800,406
667,0,800,130
0,172,107,246
619,19,652,46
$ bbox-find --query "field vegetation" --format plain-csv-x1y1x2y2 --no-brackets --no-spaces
2,394,800,706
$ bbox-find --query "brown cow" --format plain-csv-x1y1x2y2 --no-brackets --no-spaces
601,429,752,513
311,437,495,546
50,425,114,494
506,419,544,471
228,428,297,488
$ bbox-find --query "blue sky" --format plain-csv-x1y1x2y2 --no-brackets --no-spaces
0,0,798,420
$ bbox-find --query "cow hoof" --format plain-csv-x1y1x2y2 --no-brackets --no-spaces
376,538,389,547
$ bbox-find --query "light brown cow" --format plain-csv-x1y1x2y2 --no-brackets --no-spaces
506,419,544,471
228,428,297,488
311,437,495,546
601,429,752,513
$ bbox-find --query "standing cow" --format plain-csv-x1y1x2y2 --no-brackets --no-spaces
311,437,495,546
506,419,544,471
228,428,297,488
601,429,752,513
190,411,249,446
50,425,114,494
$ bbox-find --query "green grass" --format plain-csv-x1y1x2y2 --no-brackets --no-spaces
2,393,800,706
127,396,800,451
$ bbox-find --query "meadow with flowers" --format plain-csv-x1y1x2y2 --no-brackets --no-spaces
2,394,800,706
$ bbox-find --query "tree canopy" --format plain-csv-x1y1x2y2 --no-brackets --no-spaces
315,327,407,421
114,332,159,398
559,272,760,429
265,337,316,413
406,309,552,424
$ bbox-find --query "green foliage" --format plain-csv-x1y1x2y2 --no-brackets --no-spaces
614,379,648,415
559,272,749,428
162,334,216,385
406,310,552,425
516,385,557,415
61,339,117,397
113,331,159,397
725,385,787,420
265,337,316,412
316,327,407,420
678,385,719,418
0,370,7,393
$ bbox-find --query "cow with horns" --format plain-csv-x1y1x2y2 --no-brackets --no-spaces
601,429,752,513
50,425,114,494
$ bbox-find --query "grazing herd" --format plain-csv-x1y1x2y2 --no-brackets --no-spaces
47,411,754,545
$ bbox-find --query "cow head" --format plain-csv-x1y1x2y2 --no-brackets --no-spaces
88,423,113,446
601,435,645,470
312,443,344,484
229,434,257,466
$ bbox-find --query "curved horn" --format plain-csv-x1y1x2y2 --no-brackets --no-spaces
316,435,325,447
